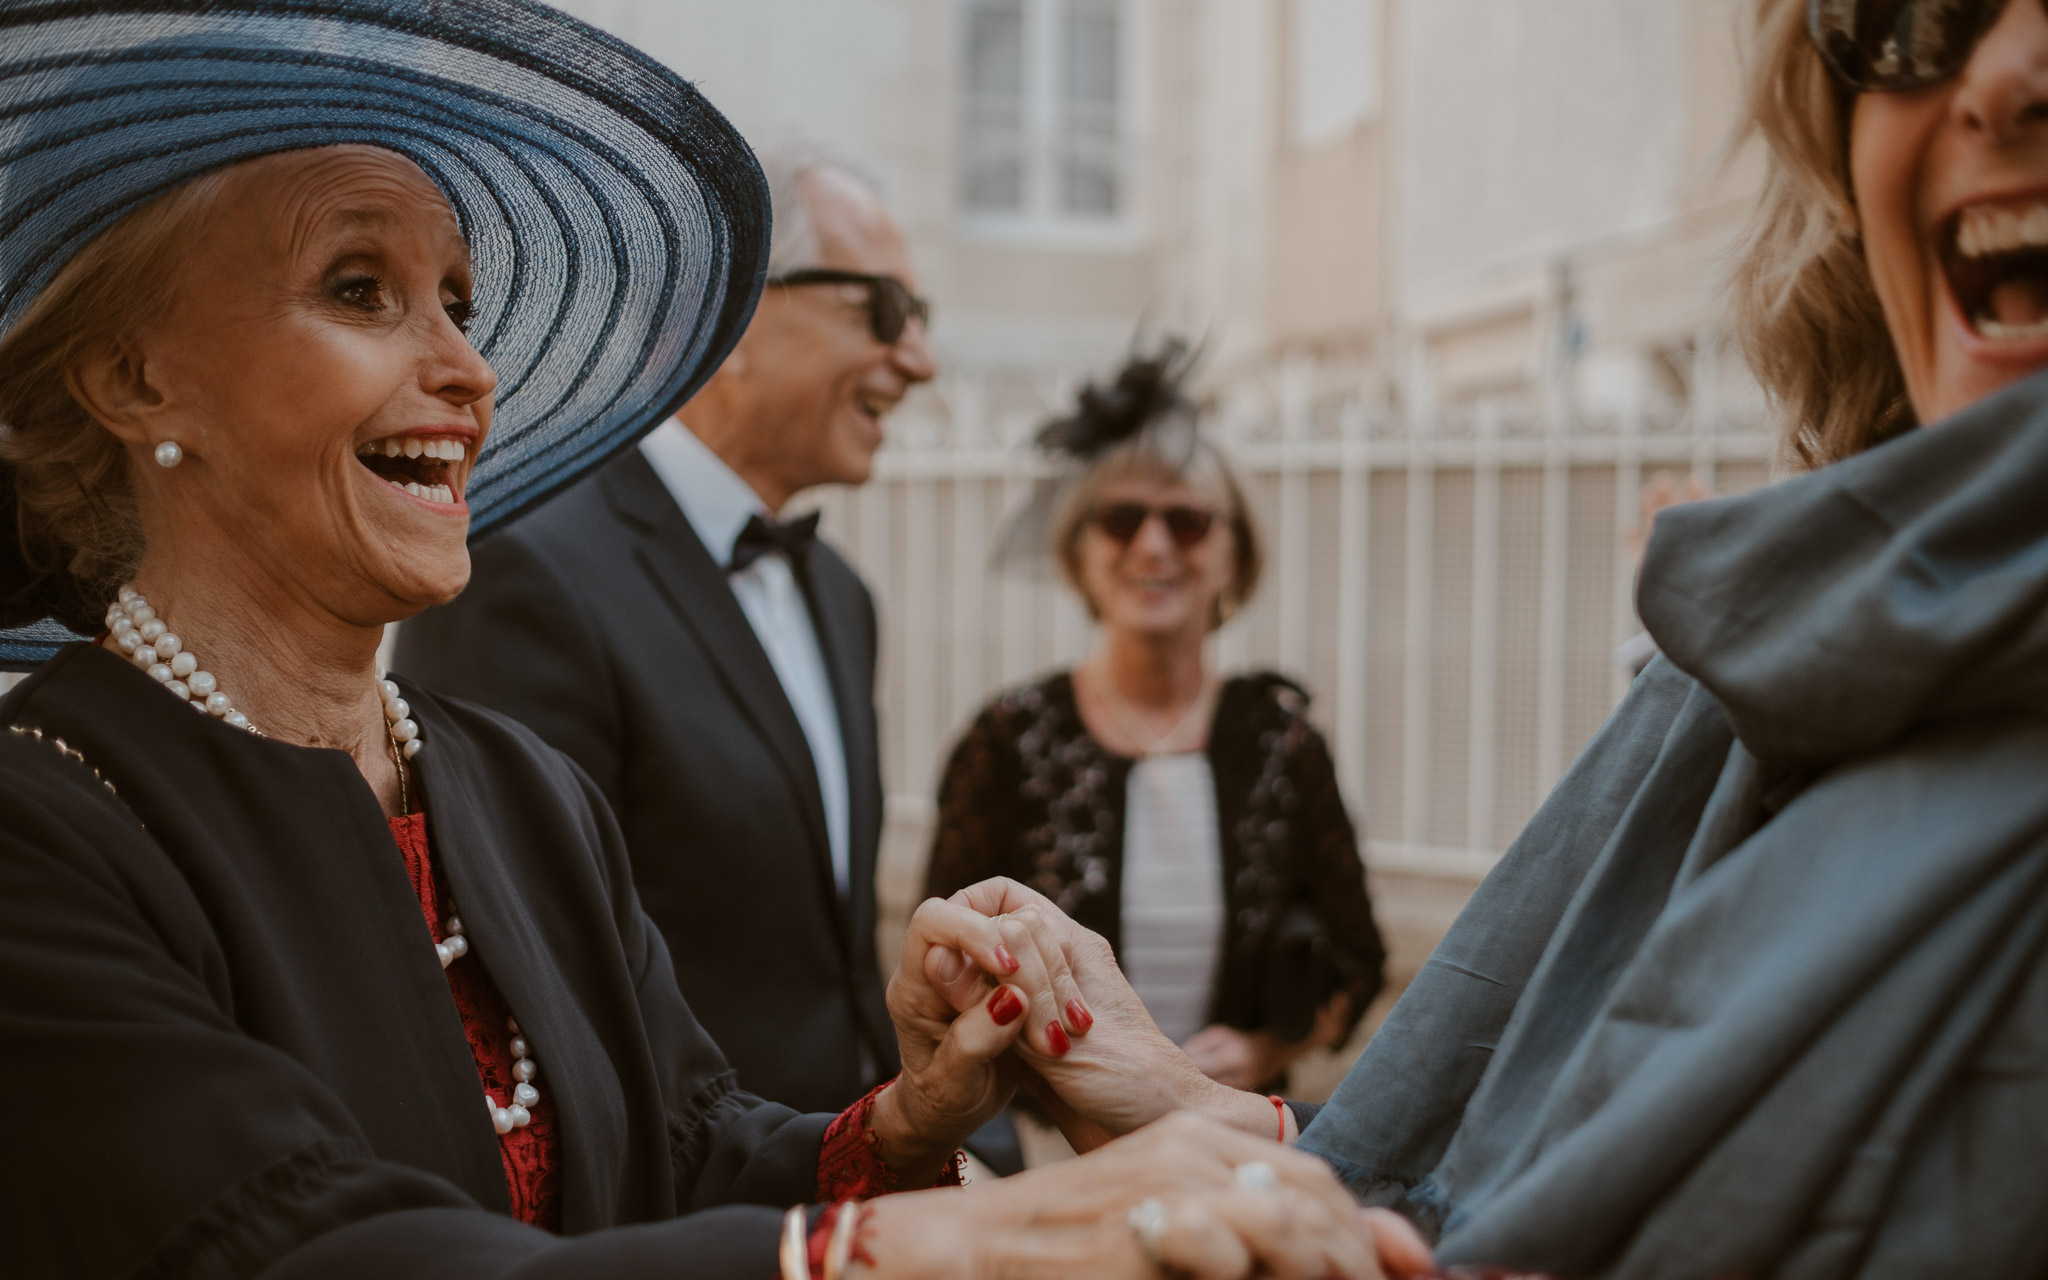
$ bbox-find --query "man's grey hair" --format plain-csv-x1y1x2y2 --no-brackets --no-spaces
759,144,884,277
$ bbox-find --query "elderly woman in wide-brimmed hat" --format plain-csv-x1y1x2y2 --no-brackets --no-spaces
0,5,1421,1278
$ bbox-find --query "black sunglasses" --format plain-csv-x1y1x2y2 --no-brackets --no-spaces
1089,502,1220,549
1810,0,2045,93
766,268,932,344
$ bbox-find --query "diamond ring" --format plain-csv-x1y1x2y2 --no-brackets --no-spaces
1232,1160,1279,1192
1127,1197,1171,1268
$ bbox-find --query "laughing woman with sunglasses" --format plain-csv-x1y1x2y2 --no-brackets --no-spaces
925,344,1387,1103
1221,0,2048,1274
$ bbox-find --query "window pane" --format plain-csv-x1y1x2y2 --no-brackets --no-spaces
961,0,1027,213
1058,0,1119,216
1292,0,1381,147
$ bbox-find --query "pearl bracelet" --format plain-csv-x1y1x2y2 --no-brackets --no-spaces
779,1206,809,1280
780,1201,863,1280
824,1201,862,1280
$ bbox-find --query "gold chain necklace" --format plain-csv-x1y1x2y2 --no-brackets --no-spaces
1093,667,1215,757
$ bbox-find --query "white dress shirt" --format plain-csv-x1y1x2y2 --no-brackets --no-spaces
1119,753,1226,1045
639,420,852,894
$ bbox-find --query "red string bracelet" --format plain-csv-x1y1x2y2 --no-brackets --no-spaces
1268,1094,1288,1143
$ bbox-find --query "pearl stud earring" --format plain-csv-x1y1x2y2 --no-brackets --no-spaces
153,441,183,468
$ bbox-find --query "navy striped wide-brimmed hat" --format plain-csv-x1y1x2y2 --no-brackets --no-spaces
0,0,769,669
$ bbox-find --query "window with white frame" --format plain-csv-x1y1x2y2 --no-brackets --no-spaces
958,0,1135,230
1291,0,1382,149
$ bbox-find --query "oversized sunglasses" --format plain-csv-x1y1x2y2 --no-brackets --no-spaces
766,268,932,344
1088,502,1220,548
1809,0,2045,92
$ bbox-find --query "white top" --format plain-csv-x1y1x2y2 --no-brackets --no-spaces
638,420,852,894
1118,753,1226,1045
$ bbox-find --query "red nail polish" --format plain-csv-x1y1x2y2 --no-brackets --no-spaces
1065,999,1093,1033
987,987,1024,1026
1045,1021,1071,1055
995,944,1020,973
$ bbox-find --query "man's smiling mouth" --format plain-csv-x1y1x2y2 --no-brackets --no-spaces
354,433,469,506
1945,198,2048,340
852,390,892,423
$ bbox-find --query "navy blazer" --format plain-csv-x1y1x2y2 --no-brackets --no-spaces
396,449,896,1114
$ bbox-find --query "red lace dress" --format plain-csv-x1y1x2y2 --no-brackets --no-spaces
388,813,563,1229
388,813,956,1238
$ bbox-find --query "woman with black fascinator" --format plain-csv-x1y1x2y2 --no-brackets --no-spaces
926,341,1387,1099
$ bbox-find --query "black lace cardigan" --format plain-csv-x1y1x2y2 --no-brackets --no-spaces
926,671,1385,1045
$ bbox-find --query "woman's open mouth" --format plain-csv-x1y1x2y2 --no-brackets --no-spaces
1944,198,2048,341
1124,573,1186,595
354,432,471,506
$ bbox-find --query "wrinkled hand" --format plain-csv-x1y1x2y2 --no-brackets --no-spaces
875,887,1096,1180
851,1111,1435,1280
1627,469,1711,561
1185,994,1351,1090
1183,1025,1295,1091
936,879,1247,1149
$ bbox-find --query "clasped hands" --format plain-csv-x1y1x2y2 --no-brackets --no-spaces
865,877,1430,1280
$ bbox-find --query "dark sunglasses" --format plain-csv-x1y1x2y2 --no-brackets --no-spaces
1088,502,1220,548
766,268,932,344
1809,0,2045,93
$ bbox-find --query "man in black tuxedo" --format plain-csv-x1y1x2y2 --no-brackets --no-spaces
397,154,934,1116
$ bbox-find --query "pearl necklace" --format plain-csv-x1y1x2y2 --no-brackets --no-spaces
107,584,540,1138
107,585,252,729
105,585,423,756
490,1017,543,1135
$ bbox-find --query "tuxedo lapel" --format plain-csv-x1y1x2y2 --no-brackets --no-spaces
803,558,880,931
598,453,838,906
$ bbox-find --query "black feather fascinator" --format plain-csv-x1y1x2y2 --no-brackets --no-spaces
1033,337,1200,463
994,336,1206,573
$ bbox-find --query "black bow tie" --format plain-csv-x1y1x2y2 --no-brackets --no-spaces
727,511,821,575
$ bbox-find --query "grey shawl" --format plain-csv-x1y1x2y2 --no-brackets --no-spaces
1299,371,2048,1279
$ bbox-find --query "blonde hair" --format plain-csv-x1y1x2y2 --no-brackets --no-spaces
1729,0,1915,468
0,171,230,626
1050,432,1264,630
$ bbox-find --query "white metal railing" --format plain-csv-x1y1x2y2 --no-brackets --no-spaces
807,352,1777,898
1,353,1773,902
